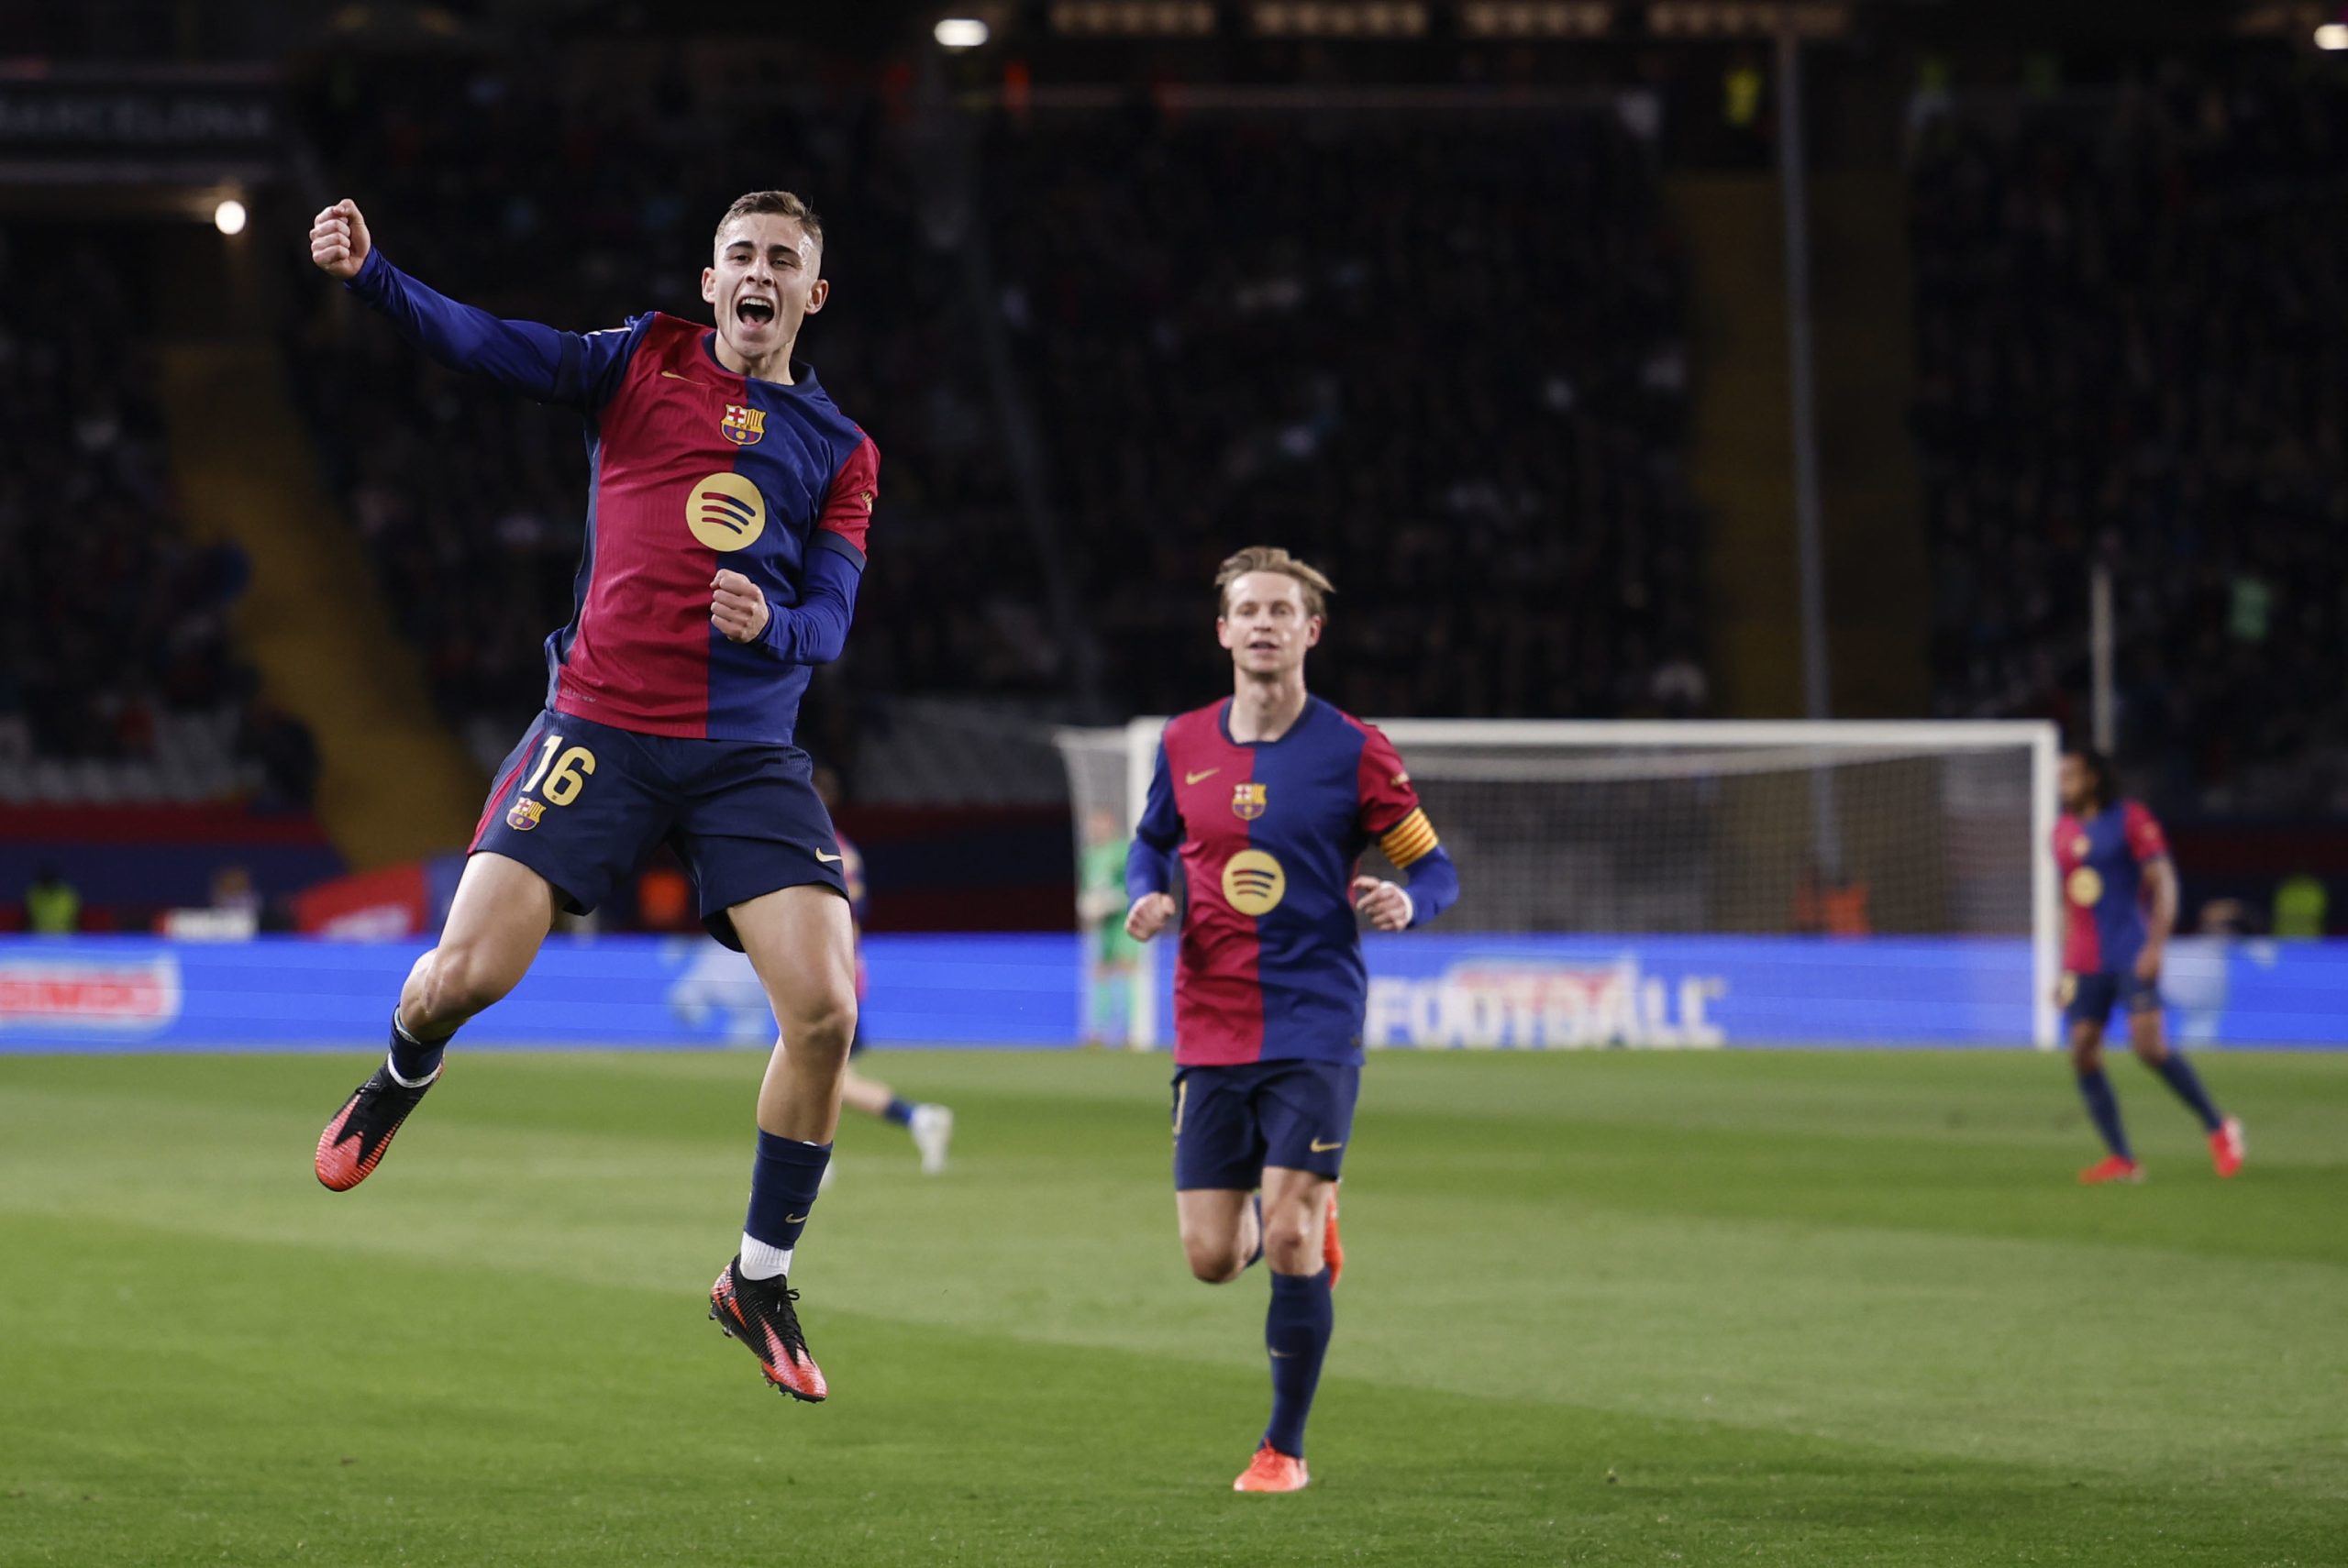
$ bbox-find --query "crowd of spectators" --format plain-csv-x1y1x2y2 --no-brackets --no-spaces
984,105,1707,720
0,225,311,803
1911,64,2348,812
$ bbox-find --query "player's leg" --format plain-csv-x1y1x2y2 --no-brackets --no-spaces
1173,1066,1267,1282
2125,987,2243,1176
706,882,854,1400
839,1055,954,1174
316,853,557,1190
2067,979,2140,1183
1177,1188,1261,1284
1232,1062,1357,1492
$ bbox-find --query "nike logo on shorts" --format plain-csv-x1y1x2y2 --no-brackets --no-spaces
1309,1138,1345,1154
814,850,843,864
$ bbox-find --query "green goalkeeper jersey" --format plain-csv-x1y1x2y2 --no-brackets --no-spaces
1082,839,1142,961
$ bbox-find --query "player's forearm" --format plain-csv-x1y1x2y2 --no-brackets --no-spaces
1124,842,1176,903
756,547,861,665
346,248,577,402
1398,845,1458,928
2144,864,2179,947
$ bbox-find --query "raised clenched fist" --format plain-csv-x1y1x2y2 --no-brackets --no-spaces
309,199,372,282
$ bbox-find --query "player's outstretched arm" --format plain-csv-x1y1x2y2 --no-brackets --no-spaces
310,198,630,408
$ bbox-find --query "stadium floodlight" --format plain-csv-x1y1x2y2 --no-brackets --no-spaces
1058,718,2063,1050
935,17,991,47
213,198,248,236
2318,23,2348,50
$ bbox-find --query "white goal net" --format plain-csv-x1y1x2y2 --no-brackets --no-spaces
1054,720,2060,1050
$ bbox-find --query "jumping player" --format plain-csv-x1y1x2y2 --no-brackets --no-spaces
307,191,871,1401
1125,547,1460,1493
2055,748,2244,1184
813,764,954,1174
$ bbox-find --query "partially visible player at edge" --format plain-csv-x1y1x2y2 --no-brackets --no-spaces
2055,748,2244,1184
1125,547,1460,1494
813,764,954,1175
305,191,871,1401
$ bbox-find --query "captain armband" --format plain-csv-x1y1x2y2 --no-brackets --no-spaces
1379,809,1440,869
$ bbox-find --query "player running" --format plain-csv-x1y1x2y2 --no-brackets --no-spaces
1125,547,1460,1493
2055,748,2244,1185
307,190,874,1401
813,765,954,1174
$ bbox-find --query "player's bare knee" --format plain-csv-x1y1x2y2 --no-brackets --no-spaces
1183,1239,1242,1284
782,991,857,1066
1261,1218,1317,1275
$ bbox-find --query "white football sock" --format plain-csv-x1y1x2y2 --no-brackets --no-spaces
383,1052,440,1089
738,1235,793,1280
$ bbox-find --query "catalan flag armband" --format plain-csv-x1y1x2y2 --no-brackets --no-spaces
1379,808,1440,869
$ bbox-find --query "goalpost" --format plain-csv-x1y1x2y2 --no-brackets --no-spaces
1055,719,2062,1050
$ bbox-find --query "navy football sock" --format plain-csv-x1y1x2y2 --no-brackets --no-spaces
2077,1067,2133,1161
387,1011,445,1086
740,1132,832,1277
883,1098,916,1128
1262,1269,1334,1459
2147,1051,2223,1132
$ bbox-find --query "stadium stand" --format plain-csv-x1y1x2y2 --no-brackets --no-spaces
982,106,1707,721
0,224,303,807
1911,68,2348,812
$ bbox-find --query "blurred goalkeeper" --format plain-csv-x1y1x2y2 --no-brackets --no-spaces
1124,547,1459,1494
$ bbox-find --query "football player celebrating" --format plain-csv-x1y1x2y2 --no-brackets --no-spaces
308,191,874,1401
2055,748,2244,1184
1125,547,1460,1493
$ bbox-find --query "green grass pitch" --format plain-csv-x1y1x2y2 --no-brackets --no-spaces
2,1048,2342,1566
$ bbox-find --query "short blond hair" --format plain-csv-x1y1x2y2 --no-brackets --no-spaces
1215,547,1335,618
714,190,824,254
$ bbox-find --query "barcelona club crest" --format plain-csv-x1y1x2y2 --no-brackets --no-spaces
720,403,766,447
1231,781,1268,822
505,798,545,833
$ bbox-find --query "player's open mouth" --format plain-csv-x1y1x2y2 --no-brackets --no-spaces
737,298,776,326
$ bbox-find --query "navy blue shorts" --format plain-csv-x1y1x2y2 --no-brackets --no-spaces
2062,971,2162,1028
471,709,847,952
1171,1059,1360,1191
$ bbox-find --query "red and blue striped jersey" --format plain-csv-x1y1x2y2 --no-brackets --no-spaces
348,252,875,745
1128,697,1443,1066
2055,800,2169,974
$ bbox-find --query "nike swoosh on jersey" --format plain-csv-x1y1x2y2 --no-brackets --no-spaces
1309,1138,1345,1153
814,850,843,864
660,370,708,385
1185,768,1220,785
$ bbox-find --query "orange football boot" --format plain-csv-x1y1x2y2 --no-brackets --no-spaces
1322,1187,1344,1290
709,1257,829,1402
2209,1117,2245,1178
2078,1155,2144,1185
1234,1442,1310,1493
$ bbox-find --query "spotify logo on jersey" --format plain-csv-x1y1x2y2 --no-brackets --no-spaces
1222,850,1287,916
2066,867,2104,908
688,471,767,552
